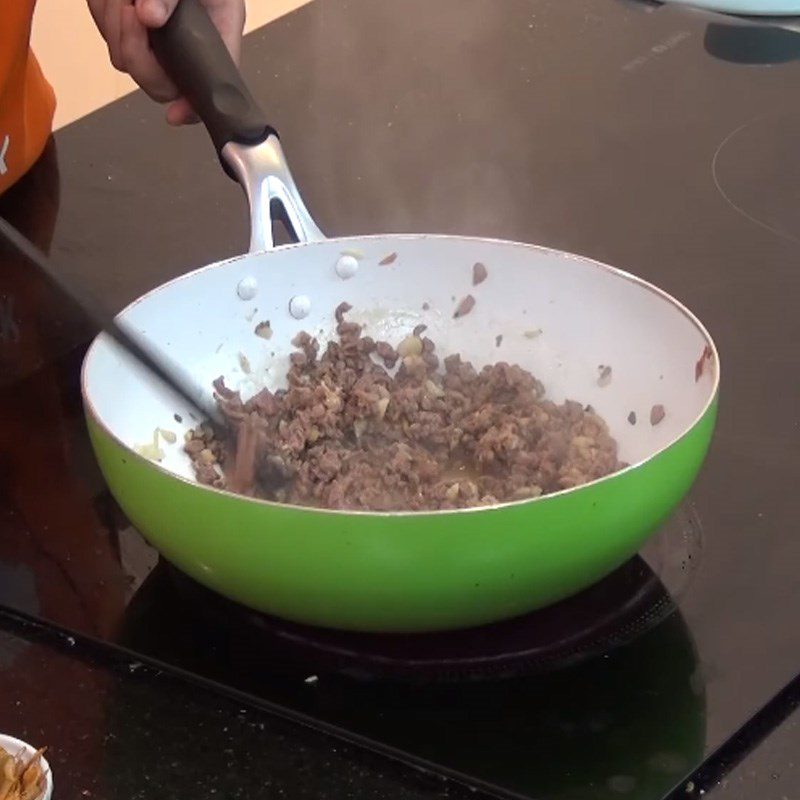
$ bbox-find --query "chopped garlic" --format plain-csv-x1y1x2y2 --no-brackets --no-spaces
158,428,177,444
397,335,423,357
425,379,445,398
135,428,164,462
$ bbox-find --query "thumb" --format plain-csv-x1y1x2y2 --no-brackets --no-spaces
135,0,180,28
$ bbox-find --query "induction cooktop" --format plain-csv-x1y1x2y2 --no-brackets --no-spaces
1,0,799,798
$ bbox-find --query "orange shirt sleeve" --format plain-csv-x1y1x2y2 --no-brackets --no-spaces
0,0,56,195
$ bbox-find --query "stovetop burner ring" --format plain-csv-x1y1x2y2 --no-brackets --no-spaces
119,503,704,683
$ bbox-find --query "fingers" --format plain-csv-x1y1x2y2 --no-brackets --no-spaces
135,0,245,62
155,0,247,126
103,0,125,70
166,98,200,126
135,0,180,27
88,0,246,126
86,0,105,30
90,0,178,102
119,4,179,102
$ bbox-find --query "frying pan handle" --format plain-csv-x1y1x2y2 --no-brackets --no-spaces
222,136,325,252
150,0,324,251
149,0,271,152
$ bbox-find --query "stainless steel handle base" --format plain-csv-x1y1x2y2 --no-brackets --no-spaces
223,136,325,252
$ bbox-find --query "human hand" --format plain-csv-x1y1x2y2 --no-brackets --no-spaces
87,0,246,125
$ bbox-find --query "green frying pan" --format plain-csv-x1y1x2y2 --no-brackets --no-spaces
81,0,719,632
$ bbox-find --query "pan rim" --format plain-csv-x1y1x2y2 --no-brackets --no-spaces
81,233,721,519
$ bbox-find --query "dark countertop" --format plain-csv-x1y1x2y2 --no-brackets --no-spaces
708,709,800,800
688,676,800,799
2,0,800,797
0,606,797,800
0,612,488,800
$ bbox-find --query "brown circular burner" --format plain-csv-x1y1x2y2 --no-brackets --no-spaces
712,110,800,245
120,505,703,683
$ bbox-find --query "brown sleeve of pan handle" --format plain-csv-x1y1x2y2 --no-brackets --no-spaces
149,0,275,154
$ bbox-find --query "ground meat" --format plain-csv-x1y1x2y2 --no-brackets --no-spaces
472,262,488,286
185,305,624,510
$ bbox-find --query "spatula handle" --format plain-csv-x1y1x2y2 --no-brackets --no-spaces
150,0,276,154
0,216,222,424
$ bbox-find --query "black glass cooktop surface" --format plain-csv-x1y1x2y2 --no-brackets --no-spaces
1,1,799,798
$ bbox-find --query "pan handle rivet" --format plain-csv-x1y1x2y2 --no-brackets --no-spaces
289,295,311,319
335,255,359,279
237,277,258,300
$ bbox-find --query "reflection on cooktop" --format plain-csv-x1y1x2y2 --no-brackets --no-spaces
712,109,800,244
115,554,705,799
117,504,703,682
103,506,707,798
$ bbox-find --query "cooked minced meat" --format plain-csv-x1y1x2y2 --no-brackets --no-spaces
184,303,624,511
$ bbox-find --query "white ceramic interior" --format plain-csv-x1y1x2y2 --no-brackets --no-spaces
83,235,717,483
0,734,53,800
